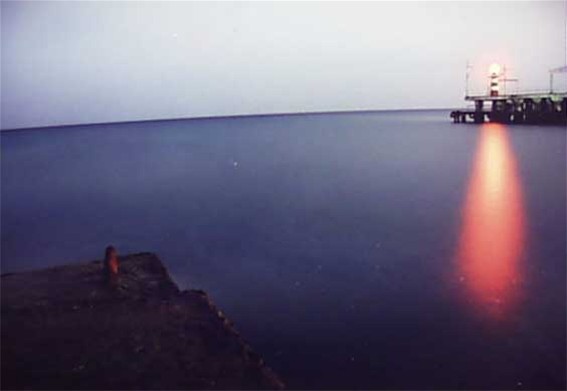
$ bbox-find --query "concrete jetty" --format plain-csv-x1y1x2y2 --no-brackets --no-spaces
450,92,567,125
1,252,284,390
451,63,567,125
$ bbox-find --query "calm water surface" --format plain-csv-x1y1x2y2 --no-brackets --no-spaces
2,110,565,389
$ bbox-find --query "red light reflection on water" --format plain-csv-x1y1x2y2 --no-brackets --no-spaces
457,124,526,319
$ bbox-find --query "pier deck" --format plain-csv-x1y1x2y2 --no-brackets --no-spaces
451,91,567,125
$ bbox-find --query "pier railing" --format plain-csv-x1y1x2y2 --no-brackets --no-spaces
465,90,567,101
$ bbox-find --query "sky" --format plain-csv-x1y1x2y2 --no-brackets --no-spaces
1,1,566,130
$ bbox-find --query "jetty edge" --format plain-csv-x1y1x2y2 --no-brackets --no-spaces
1,252,284,390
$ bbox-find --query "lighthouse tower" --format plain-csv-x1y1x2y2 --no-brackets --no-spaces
489,63,501,97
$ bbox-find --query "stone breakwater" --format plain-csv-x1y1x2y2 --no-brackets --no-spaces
1,252,284,390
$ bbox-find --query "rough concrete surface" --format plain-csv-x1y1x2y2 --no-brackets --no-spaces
1,252,284,390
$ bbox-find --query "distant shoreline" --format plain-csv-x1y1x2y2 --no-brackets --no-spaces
0,107,450,133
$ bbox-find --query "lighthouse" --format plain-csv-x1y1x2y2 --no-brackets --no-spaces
489,63,501,97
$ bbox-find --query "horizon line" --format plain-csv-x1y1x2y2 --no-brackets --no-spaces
0,106,451,133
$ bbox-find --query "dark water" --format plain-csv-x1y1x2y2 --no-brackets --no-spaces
2,110,565,389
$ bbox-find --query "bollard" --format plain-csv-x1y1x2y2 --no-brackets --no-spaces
104,245,119,284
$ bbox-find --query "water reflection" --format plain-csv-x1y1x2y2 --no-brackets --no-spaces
457,124,526,319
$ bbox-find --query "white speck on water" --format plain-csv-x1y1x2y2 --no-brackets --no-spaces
375,242,381,248
233,161,239,167
294,281,301,287
517,381,523,387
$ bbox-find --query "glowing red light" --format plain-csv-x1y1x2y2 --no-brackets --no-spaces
489,63,501,76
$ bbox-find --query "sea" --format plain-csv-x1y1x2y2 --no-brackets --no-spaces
1,109,565,389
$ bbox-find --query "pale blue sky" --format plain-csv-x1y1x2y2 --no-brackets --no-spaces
1,1,565,129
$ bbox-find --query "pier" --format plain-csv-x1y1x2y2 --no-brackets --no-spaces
451,63,567,125
451,92,567,125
